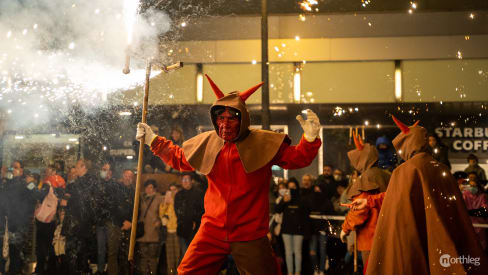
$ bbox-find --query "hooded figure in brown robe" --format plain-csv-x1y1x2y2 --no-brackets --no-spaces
365,117,488,275
345,131,390,200
341,131,390,265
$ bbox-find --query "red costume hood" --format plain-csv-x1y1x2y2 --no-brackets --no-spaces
181,75,287,175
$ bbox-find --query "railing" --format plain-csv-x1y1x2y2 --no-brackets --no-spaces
309,215,488,228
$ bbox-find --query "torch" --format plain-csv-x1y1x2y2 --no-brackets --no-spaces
127,59,183,265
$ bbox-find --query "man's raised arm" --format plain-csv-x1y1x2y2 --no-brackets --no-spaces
137,123,194,172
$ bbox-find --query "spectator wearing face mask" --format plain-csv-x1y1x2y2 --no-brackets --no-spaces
93,162,117,275
332,169,347,186
2,161,46,274
275,178,310,275
462,172,488,252
465,154,487,182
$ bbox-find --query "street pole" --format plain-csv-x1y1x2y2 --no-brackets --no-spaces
261,0,270,130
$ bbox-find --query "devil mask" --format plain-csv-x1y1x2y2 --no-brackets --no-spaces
207,74,263,142
213,107,241,141
181,75,287,175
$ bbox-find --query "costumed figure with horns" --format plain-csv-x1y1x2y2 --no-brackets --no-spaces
340,131,390,274
351,116,488,274
136,75,322,274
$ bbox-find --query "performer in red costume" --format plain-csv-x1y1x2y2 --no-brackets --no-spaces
136,75,322,275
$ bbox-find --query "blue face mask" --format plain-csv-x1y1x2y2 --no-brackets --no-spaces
466,186,478,195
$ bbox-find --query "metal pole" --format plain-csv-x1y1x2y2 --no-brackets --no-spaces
261,0,270,130
128,59,152,262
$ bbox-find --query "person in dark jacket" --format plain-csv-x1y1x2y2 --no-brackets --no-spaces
93,162,122,275
307,183,334,275
2,161,45,275
173,173,204,258
427,132,451,169
62,159,98,275
104,169,134,275
316,164,338,201
275,180,310,275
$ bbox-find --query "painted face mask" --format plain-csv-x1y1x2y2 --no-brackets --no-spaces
215,108,241,142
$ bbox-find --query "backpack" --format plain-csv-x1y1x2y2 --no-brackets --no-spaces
35,185,58,223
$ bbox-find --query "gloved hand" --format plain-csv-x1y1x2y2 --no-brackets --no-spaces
136,123,157,146
340,230,348,243
296,109,321,142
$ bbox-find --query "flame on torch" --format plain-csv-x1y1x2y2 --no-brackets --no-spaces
123,0,139,74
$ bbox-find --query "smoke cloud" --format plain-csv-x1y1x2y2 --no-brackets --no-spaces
0,0,171,129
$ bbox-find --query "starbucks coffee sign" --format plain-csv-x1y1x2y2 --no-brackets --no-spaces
435,127,488,152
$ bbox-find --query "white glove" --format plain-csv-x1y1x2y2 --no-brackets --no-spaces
161,217,169,226
340,230,348,243
136,123,157,146
296,109,320,142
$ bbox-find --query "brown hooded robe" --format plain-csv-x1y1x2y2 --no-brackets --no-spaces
366,125,488,275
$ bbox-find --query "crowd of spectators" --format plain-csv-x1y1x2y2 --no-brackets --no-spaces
0,130,487,275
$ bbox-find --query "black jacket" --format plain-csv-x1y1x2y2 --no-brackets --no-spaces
106,182,134,227
174,187,204,240
62,173,98,237
2,176,45,232
302,186,335,234
316,175,338,200
275,189,310,236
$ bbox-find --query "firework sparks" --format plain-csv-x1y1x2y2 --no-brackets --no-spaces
0,0,168,116
124,0,140,45
299,0,318,12
361,0,371,8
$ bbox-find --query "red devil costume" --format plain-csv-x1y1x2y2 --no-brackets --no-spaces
363,117,488,275
341,131,390,271
137,75,321,274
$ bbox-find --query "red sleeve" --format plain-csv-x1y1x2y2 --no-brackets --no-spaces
150,136,194,172
342,193,371,234
367,192,386,209
272,135,322,169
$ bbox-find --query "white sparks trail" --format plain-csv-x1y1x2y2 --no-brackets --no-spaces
0,0,169,112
